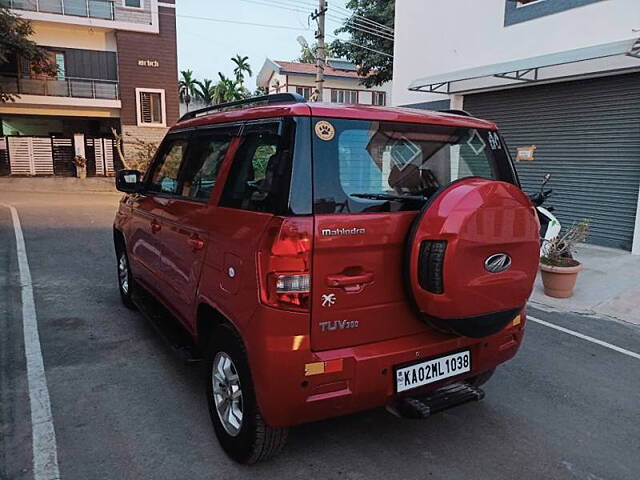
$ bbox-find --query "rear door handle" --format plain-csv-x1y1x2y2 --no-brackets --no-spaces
187,235,205,251
150,219,161,233
326,272,374,293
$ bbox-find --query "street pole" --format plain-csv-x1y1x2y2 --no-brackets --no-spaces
312,0,327,102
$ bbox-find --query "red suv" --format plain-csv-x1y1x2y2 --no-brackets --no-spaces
114,93,539,464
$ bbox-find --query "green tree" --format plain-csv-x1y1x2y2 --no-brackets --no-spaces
331,0,394,88
195,78,216,105
178,69,198,107
230,54,252,85
213,73,245,104
0,7,55,102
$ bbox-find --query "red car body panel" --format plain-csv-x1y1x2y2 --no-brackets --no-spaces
115,102,534,428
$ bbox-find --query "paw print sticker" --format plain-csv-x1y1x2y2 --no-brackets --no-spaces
315,121,336,141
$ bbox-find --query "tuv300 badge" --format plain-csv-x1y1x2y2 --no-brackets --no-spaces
315,121,336,141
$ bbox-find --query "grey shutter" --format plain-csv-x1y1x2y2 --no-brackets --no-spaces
465,72,640,250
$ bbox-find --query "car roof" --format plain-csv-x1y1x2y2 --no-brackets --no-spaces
172,102,497,131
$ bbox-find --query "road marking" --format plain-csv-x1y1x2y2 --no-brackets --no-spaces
529,316,640,361
2,204,60,480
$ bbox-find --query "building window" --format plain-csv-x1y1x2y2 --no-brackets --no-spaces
136,88,166,127
295,86,311,101
372,91,386,106
505,0,605,26
331,89,358,104
123,0,143,8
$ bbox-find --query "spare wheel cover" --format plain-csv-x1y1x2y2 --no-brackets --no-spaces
406,178,540,338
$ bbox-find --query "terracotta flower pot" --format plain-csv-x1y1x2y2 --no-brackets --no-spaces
540,262,583,298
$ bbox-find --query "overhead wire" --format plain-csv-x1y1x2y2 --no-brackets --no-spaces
165,12,311,32
272,0,395,33
169,1,394,56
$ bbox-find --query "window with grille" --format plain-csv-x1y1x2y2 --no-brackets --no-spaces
138,90,164,125
331,89,358,104
372,91,386,106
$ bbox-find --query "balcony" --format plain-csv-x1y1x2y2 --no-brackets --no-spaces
0,0,114,20
0,74,119,100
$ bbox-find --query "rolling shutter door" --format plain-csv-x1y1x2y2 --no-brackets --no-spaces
465,73,640,250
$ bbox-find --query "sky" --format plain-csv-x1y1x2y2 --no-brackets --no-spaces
175,0,350,91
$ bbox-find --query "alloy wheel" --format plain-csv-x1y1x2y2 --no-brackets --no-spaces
212,352,244,437
118,253,129,295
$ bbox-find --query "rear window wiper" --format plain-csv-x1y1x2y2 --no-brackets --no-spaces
350,192,428,202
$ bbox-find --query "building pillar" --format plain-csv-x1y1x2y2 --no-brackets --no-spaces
450,94,464,111
632,185,640,255
73,133,85,159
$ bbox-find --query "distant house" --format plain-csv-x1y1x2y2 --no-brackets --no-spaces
0,0,179,177
256,59,391,106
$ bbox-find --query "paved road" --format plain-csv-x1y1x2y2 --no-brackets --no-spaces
1,191,639,480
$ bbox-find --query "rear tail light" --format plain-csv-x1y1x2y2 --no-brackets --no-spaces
258,217,312,312
418,240,447,294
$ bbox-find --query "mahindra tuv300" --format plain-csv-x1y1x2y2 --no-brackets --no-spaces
113,94,540,464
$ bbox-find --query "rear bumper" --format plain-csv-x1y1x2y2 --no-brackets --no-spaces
248,310,526,427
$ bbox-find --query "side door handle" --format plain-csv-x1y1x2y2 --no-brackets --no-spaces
187,234,205,251
150,219,161,233
326,271,374,293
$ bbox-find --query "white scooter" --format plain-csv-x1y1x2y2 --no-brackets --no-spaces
529,174,561,256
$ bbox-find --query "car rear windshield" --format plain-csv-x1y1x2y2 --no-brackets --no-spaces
312,118,517,214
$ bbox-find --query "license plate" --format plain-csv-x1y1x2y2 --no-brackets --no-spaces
395,350,471,393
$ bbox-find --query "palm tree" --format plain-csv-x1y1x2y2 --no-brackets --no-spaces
178,70,198,109
195,78,216,106
213,73,245,104
231,55,252,85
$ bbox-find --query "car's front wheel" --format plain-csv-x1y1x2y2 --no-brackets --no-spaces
206,325,288,464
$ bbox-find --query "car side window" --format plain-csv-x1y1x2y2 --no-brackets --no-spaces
219,122,293,214
147,139,188,195
179,133,231,201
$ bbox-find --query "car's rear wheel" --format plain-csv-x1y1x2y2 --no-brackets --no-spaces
206,325,287,464
116,245,136,310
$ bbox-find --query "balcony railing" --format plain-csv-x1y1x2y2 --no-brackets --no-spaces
0,74,119,100
0,0,115,20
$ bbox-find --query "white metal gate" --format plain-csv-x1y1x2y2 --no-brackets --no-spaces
90,138,115,176
7,137,54,176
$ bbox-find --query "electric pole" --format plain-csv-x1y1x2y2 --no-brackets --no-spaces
311,0,327,102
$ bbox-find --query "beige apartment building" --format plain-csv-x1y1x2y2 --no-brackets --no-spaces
0,0,179,177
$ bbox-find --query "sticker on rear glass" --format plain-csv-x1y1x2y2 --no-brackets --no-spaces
390,137,421,171
488,131,502,150
315,121,336,141
466,129,486,155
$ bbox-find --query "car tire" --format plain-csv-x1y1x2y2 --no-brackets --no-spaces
206,325,288,464
116,244,136,310
466,368,496,388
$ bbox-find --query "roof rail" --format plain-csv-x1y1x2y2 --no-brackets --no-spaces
179,93,306,122
439,109,472,117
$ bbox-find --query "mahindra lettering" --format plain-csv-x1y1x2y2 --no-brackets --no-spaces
113,94,539,464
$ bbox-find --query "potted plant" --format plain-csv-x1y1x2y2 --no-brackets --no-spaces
73,155,87,179
540,220,590,298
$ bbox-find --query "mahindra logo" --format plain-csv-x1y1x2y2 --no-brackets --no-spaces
484,253,512,274
321,227,366,237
